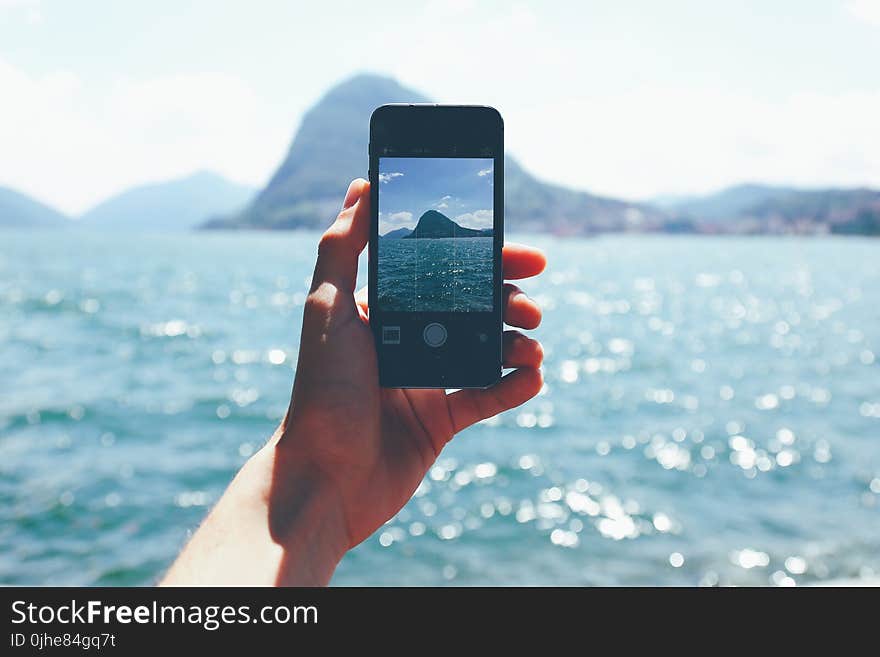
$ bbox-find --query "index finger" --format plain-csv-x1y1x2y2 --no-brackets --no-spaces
503,242,547,280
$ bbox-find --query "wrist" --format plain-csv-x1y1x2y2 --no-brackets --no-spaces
258,439,351,586
161,433,350,587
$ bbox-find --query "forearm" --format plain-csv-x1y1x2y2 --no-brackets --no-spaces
160,438,349,587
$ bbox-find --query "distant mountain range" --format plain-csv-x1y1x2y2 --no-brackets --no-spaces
0,186,69,228
380,227,412,239
655,184,797,220
398,210,493,239
79,171,254,231
0,172,253,230
1,73,878,236
660,184,880,235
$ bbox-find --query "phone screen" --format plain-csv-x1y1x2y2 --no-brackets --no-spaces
377,157,495,313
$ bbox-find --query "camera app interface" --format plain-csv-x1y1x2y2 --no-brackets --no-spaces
378,157,494,312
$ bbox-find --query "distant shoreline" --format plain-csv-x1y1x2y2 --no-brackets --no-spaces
4,225,877,240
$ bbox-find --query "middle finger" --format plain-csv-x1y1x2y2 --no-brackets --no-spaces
504,283,541,329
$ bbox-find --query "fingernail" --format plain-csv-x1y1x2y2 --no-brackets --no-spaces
342,180,362,209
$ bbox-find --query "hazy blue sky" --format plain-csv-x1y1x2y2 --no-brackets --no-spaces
2,0,879,213
378,158,493,235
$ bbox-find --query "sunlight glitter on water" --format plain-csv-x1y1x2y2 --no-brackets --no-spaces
2,233,880,585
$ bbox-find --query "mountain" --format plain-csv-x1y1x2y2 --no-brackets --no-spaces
831,208,880,235
403,210,491,238
505,158,664,233
380,227,412,239
0,186,69,228
81,171,254,231
204,75,423,230
664,184,880,235
749,188,880,234
205,73,664,234
659,184,801,222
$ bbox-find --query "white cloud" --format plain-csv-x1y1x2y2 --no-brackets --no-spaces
477,167,492,177
378,172,404,184
0,0,38,8
505,86,880,200
454,209,492,229
423,0,475,18
848,0,880,26
379,210,415,235
436,202,448,209
388,3,880,199
388,211,412,223
0,57,285,214
0,0,41,24
378,210,414,234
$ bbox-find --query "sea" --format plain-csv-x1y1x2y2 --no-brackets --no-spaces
1,230,879,586
378,236,493,311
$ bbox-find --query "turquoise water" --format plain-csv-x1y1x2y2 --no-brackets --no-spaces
1,231,879,586
378,236,493,311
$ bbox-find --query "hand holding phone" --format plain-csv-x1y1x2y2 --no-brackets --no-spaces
162,177,545,585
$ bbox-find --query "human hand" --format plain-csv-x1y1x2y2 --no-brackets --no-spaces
162,179,545,586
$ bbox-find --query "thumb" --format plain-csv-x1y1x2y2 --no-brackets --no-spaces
310,179,370,293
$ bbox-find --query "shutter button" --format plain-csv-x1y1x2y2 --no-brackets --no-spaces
423,323,447,348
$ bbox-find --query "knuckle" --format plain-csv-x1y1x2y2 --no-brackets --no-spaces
305,283,337,314
317,228,347,256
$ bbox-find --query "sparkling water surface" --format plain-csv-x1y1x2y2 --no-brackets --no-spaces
1,230,879,586
378,236,493,311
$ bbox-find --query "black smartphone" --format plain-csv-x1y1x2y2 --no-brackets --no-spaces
368,104,503,388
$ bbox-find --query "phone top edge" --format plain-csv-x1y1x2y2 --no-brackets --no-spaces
370,104,503,128
372,103,500,109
